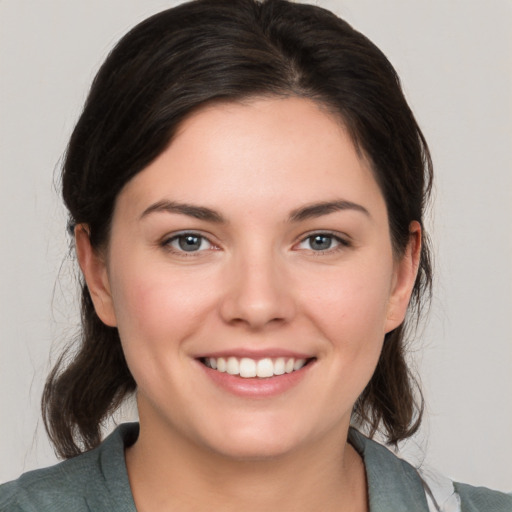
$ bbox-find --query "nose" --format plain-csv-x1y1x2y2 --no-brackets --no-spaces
219,250,296,330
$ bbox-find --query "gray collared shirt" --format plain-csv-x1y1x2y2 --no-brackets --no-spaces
1,423,511,511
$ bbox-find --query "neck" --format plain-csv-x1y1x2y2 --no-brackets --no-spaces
125,418,368,512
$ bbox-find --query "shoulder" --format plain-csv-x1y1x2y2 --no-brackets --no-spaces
0,451,100,511
0,462,88,511
420,466,512,511
349,428,512,512
454,482,512,512
0,423,138,512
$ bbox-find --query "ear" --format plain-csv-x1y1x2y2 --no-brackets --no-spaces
75,224,117,327
384,221,422,333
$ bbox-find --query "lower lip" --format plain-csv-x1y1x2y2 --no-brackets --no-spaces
197,360,314,398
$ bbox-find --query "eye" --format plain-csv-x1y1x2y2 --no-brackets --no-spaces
296,233,348,252
164,233,214,253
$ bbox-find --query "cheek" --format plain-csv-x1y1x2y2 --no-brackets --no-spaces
299,254,394,393
108,257,217,354
107,262,222,407
302,259,394,343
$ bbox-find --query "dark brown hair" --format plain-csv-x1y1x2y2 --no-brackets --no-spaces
43,0,433,458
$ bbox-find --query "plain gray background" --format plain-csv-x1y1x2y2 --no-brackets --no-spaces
1,0,511,491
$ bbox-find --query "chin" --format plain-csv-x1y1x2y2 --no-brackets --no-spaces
195,411,322,462
205,432,300,461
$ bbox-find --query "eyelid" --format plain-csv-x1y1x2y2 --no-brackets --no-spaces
294,230,352,252
159,229,351,255
160,230,220,254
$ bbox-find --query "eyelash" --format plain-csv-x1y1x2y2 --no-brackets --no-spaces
161,231,351,256
295,232,351,255
161,231,217,256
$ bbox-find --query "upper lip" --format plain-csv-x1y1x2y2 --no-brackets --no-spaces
195,348,315,360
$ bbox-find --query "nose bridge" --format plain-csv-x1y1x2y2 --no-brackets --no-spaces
220,238,295,329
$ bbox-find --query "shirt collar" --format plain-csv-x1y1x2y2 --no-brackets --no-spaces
349,428,430,512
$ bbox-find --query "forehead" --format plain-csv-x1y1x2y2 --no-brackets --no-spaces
115,97,386,221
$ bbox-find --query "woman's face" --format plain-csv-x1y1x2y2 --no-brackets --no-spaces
81,97,418,459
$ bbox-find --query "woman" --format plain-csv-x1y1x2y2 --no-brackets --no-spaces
1,0,510,510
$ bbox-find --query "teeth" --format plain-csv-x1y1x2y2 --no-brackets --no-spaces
217,357,227,372
257,358,274,378
293,359,306,371
240,358,256,378
203,356,308,378
274,358,285,375
226,357,239,375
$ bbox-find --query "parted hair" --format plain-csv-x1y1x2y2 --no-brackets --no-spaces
43,0,433,459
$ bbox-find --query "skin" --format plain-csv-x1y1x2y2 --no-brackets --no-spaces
76,97,421,512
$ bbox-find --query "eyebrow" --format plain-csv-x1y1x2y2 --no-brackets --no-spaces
140,200,226,223
140,199,369,223
288,200,370,222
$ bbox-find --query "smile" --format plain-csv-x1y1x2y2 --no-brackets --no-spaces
202,356,310,378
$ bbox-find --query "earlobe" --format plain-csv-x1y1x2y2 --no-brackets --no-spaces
384,221,422,333
74,225,117,327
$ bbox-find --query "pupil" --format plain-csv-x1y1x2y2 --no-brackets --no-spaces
179,235,201,251
311,235,331,250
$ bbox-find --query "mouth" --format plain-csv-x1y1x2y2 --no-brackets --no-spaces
200,356,316,379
